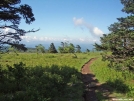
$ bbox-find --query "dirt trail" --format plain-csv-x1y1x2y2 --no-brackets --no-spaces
81,58,98,101
81,58,113,101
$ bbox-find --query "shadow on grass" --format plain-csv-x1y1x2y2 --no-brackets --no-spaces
106,79,130,93
97,79,130,101
0,62,83,101
81,73,130,101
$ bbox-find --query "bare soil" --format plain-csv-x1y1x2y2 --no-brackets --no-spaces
81,58,115,101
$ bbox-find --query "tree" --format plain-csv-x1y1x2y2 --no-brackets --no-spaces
8,45,18,52
61,42,64,48
49,43,58,53
68,43,75,53
0,0,38,52
35,44,45,54
86,49,90,53
63,42,69,53
58,46,64,53
76,45,81,53
58,42,75,53
94,0,134,71
58,42,65,53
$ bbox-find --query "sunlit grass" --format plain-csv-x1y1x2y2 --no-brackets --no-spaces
90,57,134,98
1,52,134,99
0,52,99,71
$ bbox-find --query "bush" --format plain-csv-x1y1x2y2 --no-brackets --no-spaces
0,62,83,101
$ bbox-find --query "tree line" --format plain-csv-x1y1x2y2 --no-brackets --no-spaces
0,0,91,54
27,42,90,53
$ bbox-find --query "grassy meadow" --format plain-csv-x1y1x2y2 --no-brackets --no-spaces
0,52,99,101
90,57,134,100
0,52,134,100
0,52,100,70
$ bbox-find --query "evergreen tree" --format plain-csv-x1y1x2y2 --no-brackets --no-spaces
76,45,81,53
61,42,64,48
86,49,90,53
94,0,134,71
0,0,38,52
49,43,58,53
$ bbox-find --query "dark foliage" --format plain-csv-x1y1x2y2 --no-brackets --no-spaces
76,45,81,53
0,62,82,101
106,79,130,93
49,43,58,53
0,0,38,52
94,0,134,71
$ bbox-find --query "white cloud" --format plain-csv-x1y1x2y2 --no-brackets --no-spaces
0,27,16,36
79,38,85,42
73,17,104,37
21,35,99,44
33,36,36,39
4,27,10,32
3,27,16,33
73,17,84,25
93,27,103,36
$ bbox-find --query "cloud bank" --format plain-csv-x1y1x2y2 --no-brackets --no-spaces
21,35,99,44
73,17,104,37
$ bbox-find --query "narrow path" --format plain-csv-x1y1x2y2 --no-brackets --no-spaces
81,58,98,101
81,58,114,101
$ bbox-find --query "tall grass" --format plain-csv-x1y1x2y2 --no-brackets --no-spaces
0,52,98,71
90,57,134,97
0,52,99,100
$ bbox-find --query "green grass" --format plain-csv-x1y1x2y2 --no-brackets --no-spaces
90,57,134,99
0,52,99,101
1,52,134,100
0,52,99,71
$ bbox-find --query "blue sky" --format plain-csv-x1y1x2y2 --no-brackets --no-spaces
18,0,127,47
